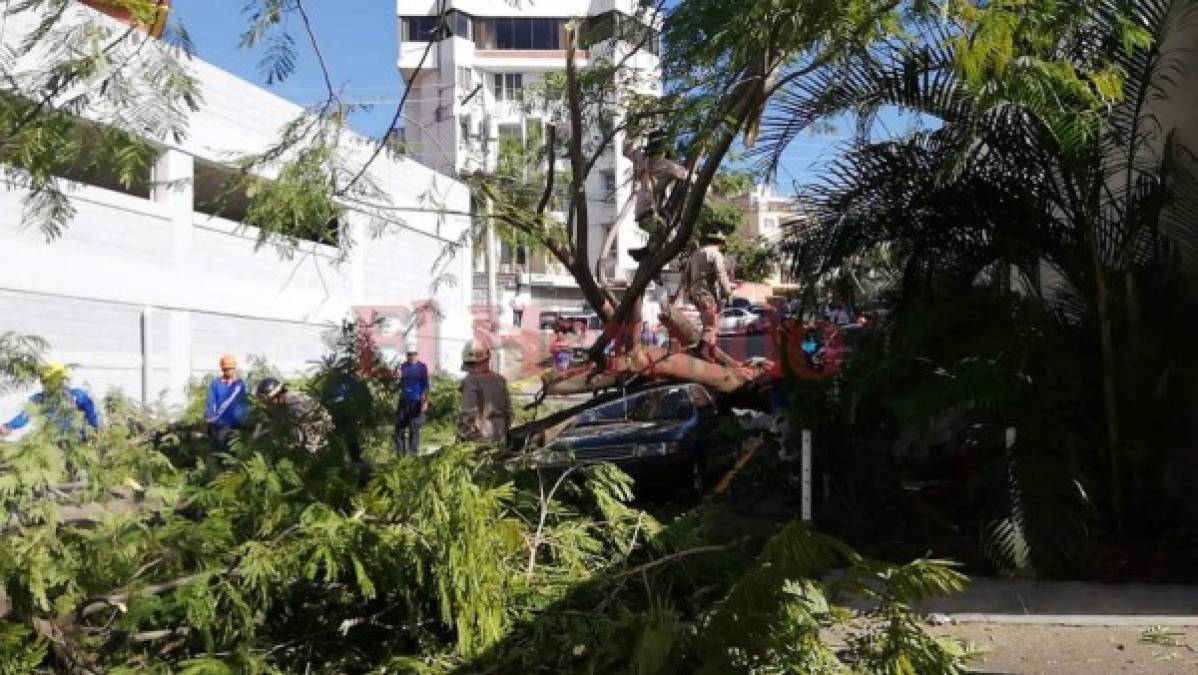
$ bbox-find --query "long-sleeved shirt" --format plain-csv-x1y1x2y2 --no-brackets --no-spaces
398,361,430,403
686,244,734,302
5,387,99,436
205,377,249,429
457,372,512,446
623,138,691,221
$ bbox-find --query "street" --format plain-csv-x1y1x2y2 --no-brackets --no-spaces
718,331,772,362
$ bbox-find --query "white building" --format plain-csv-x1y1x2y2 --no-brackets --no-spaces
735,184,804,285
0,4,473,425
397,0,663,318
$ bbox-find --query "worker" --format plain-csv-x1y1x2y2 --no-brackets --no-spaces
685,231,734,357
0,362,99,441
321,370,367,465
254,377,327,453
457,340,512,446
623,131,691,230
205,354,249,455
395,342,430,456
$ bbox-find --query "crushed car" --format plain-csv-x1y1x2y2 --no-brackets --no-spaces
517,383,744,497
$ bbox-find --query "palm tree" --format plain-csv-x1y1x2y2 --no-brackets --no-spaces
760,0,1198,571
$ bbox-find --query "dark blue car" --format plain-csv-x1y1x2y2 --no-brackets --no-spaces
528,383,742,496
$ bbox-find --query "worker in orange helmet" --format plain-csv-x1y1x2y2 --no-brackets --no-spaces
204,354,250,458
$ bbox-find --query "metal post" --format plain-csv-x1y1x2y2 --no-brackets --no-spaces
801,429,813,522
484,196,504,374
140,306,153,406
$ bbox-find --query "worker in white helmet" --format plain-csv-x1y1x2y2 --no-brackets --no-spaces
456,340,511,446
395,340,430,456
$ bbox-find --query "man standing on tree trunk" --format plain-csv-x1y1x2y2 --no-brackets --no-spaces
686,232,734,357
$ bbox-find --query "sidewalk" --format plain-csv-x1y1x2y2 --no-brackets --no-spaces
915,579,1198,674
917,578,1198,625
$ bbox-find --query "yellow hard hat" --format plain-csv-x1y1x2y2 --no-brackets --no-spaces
219,354,237,370
39,361,67,381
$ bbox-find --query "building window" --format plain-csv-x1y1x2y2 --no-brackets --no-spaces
601,170,616,195
475,17,562,50
493,73,523,101
581,11,660,55
497,123,522,144
450,10,471,39
400,16,441,42
457,66,475,93
459,116,472,141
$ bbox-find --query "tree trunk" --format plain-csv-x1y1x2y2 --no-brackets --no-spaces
1093,261,1124,536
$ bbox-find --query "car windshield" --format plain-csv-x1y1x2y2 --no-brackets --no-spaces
575,387,694,425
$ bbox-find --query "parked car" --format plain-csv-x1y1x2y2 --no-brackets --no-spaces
527,383,742,496
718,307,755,335
746,305,779,334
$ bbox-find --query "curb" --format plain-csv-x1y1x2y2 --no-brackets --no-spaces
937,613,1198,626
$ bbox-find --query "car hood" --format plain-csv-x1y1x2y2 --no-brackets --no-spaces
554,419,690,450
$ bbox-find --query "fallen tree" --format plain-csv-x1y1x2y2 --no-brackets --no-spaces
465,0,904,402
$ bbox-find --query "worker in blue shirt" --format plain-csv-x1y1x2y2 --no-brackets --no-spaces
205,354,250,455
0,362,99,441
394,343,430,456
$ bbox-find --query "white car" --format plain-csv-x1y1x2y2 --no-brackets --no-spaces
717,307,754,335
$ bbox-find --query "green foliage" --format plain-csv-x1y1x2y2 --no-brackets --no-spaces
726,233,781,283
0,334,970,672
0,331,48,395
775,0,1198,574
947,0,1152,153
0,2,200,238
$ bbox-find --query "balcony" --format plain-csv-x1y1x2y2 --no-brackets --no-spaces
399,41,437,73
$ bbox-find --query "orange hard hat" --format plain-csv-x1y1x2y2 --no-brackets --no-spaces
219,354,237,370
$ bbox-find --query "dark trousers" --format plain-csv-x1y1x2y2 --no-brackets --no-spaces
207,424,236,454
394,400,424,456
204,424,239,477
331,413,363,464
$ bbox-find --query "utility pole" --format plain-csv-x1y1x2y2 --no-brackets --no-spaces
484,196,504,374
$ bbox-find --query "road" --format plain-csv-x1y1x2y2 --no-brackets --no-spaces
718,332,772,361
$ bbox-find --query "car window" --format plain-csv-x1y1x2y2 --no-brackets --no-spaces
576,387,695,425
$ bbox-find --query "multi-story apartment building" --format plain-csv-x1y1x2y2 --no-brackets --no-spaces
397,1,663,319
734,184,803,286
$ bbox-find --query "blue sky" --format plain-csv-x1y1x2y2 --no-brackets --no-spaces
171,1,897,196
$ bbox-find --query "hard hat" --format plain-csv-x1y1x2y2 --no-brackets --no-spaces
255,377,285,399
39,361,67,381
702,231,727,244
405,340,418,354
461,339,491,366
219,354,237,370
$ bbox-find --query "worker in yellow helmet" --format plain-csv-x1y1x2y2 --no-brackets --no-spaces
0,362,99,440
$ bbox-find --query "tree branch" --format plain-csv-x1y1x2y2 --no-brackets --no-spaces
535,124,558,215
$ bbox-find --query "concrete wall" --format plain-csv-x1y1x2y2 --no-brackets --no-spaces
0,5,473,431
